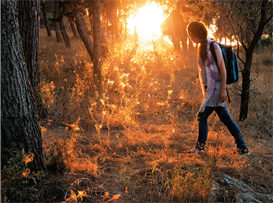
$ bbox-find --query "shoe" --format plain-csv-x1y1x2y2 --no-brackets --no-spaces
236,147,250,156
189,147,204,154
189,143,205,154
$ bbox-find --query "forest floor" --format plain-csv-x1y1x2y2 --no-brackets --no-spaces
2,29,273,202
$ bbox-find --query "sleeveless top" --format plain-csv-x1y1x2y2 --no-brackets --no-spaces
198,38,225,112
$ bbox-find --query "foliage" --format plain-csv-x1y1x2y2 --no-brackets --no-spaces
201,1,273,49
261,35,273,47
1,149,45,202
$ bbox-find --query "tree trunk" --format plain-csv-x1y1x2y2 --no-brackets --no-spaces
82,17,90,33
106,17,109,38
113,6,120,42
125,17,127,40
88,6,94,38
75,11,95,63
69,17,79,38
181,25,187,51
93,0,102,92
134,26,138,46
101,27,110,57
54,1,62,42
239,0,272,121
18,0,47,119
239,52,253,121
170,16,180,51
41,0,51,36
56,1,71,47
59,16,71,48
1,0,45,172
177,2,187,51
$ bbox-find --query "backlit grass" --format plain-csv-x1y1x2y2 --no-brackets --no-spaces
3,28,271,202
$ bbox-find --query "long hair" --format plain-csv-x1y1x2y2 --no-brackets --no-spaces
187,21,208,64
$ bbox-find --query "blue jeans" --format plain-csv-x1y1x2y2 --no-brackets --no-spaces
197,105,247,149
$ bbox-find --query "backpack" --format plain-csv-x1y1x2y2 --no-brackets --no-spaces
209,41,239,85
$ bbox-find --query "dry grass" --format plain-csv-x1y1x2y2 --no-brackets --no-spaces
3,29,272,202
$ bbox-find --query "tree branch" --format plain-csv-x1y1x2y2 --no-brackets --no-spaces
265,14,273,25
228,13,248,51
248,0,270,52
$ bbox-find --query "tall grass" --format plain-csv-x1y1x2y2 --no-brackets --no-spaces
36,29,273,202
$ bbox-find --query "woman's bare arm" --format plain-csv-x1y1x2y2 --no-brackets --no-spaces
214,43,228,102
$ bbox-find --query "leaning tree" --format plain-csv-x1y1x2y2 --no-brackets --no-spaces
41,0,52,36
1,0,45,171
64,0,102,93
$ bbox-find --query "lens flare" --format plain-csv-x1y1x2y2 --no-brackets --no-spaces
128,2,165,40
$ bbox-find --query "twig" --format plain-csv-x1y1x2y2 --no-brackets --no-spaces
69,177,92,187
64,189,69,201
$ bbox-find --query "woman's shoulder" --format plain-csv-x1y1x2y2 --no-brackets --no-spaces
208,39,220,51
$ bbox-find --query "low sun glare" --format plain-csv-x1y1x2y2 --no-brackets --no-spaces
128,2,165,40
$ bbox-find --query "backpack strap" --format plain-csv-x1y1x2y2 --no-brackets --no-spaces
209,41,218,68
226,88,230,103
209,41,231,103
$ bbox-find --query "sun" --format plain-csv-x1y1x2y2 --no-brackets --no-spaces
128,2,165,40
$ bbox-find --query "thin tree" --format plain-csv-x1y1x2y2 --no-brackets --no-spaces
101,27,110,57
161,6,187,51
53,0,62,42
186,0,272,120
68,16,79,38
1,0,45,171
75,11,95,63
237,0,272,120
88,2,94,38
93,0,102,92
58,2,71,48
212,0,273,121
106,1,120,42
41,0,52,36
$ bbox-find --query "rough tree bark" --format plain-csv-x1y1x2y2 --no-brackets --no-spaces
18,0,47,119
1,0,45,171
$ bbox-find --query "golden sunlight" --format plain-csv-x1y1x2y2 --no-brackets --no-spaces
208,24,237,46
128,2,165,40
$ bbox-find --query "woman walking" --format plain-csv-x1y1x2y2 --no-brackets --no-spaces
187,21,250,155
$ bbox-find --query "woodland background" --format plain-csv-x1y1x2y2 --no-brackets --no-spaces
1,0,273,202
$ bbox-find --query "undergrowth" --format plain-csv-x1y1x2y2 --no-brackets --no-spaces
1,149,46,202
2,29,272,202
